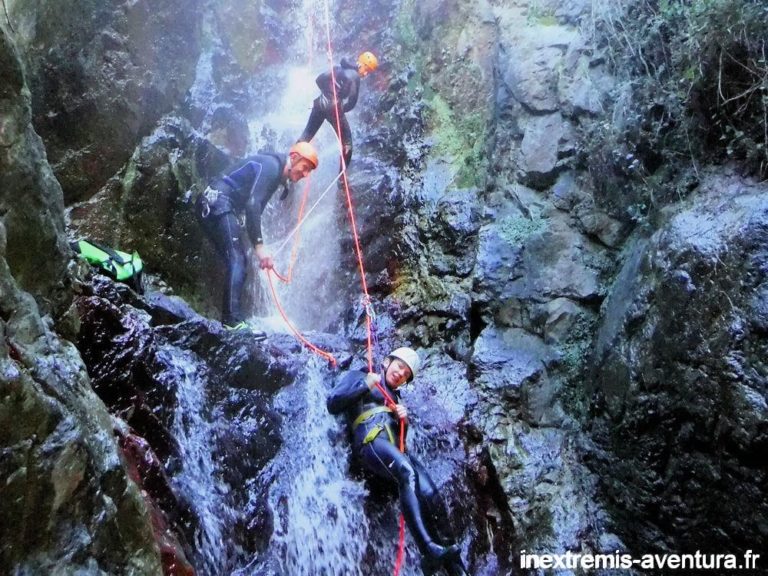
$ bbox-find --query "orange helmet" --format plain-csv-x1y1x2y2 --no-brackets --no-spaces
357,51,378,74
289,141,319,169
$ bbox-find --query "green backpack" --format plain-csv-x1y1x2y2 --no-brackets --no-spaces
71,239,145,293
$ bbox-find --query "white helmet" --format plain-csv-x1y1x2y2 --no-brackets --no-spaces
388,347,420,382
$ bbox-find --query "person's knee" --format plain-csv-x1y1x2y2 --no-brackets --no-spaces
395,459,417,489
419,479,438,503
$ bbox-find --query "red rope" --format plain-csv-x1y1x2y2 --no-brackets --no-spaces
321,4,407,574
266,269,337,366
276,176,311,284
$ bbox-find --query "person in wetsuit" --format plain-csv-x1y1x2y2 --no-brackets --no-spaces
327,347,467,574
298,51,378,168
197,142,318,328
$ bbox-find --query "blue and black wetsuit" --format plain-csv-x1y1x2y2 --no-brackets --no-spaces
299,58,361,166
327,370,461,565
197,153,287,325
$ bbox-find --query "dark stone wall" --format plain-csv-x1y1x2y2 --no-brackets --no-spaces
8,0,203,203
589,171,768,556
0,24,71,313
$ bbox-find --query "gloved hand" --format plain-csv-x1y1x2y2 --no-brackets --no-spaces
365,372,381,391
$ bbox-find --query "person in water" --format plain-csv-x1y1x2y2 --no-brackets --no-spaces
197,142,318,329
327,347,467,574
298,51,378,168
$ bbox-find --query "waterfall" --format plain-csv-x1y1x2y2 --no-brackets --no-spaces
244,0,348,334
258,359,371,575
175,1,390,573
163,346,242,574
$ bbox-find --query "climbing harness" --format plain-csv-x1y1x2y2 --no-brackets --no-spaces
362,423,395,445
352,405,394,428
354,407,397,447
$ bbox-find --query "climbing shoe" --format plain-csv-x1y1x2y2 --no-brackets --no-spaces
445,554,469,576
421,543,463,573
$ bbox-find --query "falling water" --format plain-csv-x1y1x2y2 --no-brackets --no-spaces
180,0,388,573
243,0,349,333
163,346,241,573
260,359,371,575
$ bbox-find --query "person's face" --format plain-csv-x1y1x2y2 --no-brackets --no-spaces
287,157,315,182
384,358,412,389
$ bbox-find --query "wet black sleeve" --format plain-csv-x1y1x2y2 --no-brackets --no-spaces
342,73,360,113
245,195,264,245
242,157,279,245
315,70,333,96
327,370,369,414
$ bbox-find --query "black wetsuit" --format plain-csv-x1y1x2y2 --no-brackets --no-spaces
299,58,361,166
197,153,287,325
327,370,459,563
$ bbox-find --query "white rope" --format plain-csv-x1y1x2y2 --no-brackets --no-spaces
272,170,344,256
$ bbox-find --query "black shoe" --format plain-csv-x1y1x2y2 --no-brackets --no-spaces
420,545,464,575
425,542,461,563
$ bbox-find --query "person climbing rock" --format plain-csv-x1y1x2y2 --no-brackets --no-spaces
298,51,378,169
197,142,319,329
327,347,467,575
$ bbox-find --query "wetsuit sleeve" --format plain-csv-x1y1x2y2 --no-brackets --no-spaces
327,370,369,414
342,73,360,113
231,161,264,245
315,70,333,95
245,195,264,245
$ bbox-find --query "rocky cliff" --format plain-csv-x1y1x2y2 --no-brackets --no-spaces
1,24,163,574
2,0,766,574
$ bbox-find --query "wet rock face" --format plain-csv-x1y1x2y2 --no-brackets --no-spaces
67,117,229,316
590,172,768,555
0,247,162,573
8,0,203,203
73,274,311,570
1,29,162,572
0,26,71,314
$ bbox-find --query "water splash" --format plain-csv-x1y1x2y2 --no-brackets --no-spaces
266,359,371,575
164,346,240,574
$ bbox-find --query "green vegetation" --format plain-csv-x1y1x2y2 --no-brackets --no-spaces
527,1,559,27
395,0,419,54
394,0,489,189
426,94,488,188
499,213,546,246
555,315,596,418
583,0,768,217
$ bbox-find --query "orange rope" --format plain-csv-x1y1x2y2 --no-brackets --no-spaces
266,269,337,366
278,176,311,284
321,4,407,574
321,8,374,373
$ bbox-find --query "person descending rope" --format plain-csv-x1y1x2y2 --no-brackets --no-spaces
298,51,378,169
197,142,319,329
327,347,467,575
